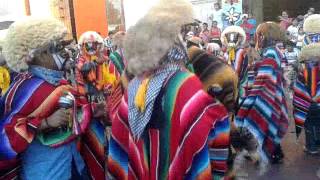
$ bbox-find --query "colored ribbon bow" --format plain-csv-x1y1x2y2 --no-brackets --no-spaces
134,78,151,112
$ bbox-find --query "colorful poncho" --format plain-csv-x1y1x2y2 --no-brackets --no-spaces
109,50,126,75
77,51,124,180
0,74,91,179
235,47,289,163
293,61,320,137
108,71,230,180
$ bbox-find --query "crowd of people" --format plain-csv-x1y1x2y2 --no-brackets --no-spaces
0,0,319,179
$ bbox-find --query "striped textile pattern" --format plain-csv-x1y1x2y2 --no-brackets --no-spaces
0,75,49,160
81,119,108,179
0,74,94,179
235,47,289,163
241,66,256,103
293,61,320,137
109,51,125,75
225,48,249,102
107,94,129,180
0,75,70,178
234,49,249,84
80,53,124,179
224,48,248,82
108,71,230,180
208,116,230,177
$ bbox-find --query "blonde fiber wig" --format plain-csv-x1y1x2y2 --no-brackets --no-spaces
299,43,320,62
3,17,67,72
124,0,194,76
303,14,320,33
255,22,286,44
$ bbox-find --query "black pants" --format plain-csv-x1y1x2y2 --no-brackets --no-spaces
305,103,320,151
71,159,91,180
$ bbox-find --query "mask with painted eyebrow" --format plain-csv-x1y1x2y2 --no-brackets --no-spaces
226,32,241,47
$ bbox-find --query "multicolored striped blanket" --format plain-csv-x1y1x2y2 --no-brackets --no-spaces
108,71,230,180
293,61,320,137
109,51,126,75
0,74,91,179
79,52,124,180
235,47,289,163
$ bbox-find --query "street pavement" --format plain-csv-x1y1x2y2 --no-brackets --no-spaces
245,95,320,180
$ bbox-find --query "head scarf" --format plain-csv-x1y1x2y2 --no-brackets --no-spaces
128,39,188,139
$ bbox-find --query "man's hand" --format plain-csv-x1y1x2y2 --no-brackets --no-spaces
93,101,107,118
96,49,108,64
40,108,72,130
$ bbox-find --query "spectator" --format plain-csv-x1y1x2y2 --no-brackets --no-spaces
279,11,292,30
199,22,211,45
248,13,257,39
276,42,288,68
211,2,224,29
284,42,299,66
210,20,222,40
304,7,315,20
284,42,299,94
240,14,254,41
296,27,305,49
297,15,305,27
287,19,299,43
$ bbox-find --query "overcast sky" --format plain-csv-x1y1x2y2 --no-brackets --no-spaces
123,0,160,29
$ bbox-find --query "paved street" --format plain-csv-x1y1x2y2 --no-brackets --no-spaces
256,128,320,180
247,96,320,180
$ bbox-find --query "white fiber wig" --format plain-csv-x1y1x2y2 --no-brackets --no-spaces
304,14,320,33
3,17,67,72
78,31,104,45
207,43,221,51
299,43,320,61
124,0,194,76
221,25,246,46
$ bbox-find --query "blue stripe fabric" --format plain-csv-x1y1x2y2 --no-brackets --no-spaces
109,137,128,173
0,76,44,160
236,47,288,163
185,144,210,180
